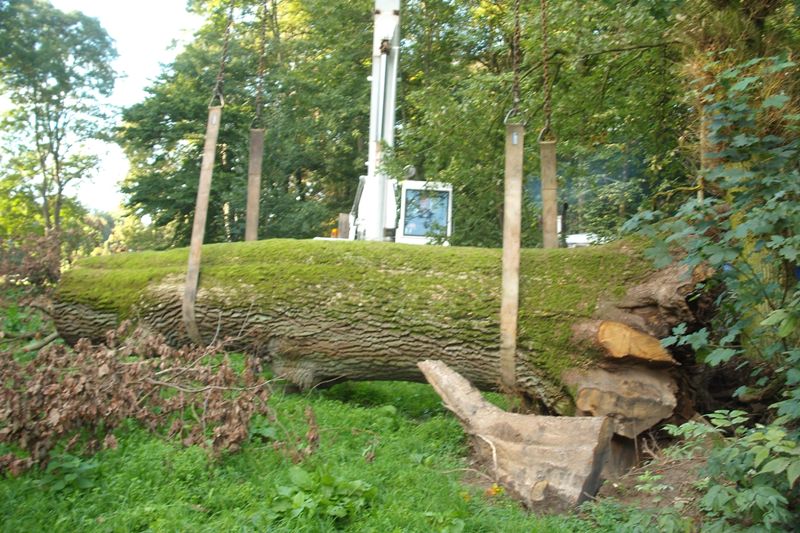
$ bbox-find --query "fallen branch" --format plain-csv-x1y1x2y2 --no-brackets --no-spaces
22,331,59,352
1,330,41,340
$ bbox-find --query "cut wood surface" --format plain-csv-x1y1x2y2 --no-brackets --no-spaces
572,320,676,364
599,320,675,363
53,238,707,422
563,366,678,438
419,360,612,511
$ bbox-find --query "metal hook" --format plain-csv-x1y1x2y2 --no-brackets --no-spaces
209,89,225,108
538,118,555,143
504,107,527,126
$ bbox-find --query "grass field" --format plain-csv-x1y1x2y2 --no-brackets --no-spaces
0,289,633,532
0,379,608,532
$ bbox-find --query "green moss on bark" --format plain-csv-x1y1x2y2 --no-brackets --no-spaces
57,238,652,389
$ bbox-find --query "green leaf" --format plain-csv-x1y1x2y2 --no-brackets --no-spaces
252,426,277,440
761,457,790,474
754,446,770,468
731,134,758,147
685,329,709,350
762,94,790,109
779,246,798,262
761,309,788,327
76,477,94,489
765,59,796,73
661,336,678,348
778,316,797,338
741,58,764,68
788,461,800,487
705,348,737,366
275,485,294,498
720,67,742,79
288,466,315,491
730,76,759,93
326,505,347,518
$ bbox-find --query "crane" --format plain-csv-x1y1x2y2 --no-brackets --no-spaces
349,0,401,241
349,0,453,244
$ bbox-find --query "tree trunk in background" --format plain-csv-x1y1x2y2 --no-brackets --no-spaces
53,238,709,433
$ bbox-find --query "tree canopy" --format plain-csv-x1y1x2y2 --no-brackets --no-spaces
115,0,798,248
0,0,116,236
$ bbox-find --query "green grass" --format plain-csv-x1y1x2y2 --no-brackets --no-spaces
0,381,602,532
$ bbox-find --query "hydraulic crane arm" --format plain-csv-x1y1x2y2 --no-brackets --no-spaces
351,0,400,241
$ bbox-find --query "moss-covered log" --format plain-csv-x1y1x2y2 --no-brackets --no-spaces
53,239,704,418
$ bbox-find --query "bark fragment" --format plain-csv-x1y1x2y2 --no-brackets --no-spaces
419,360,613,511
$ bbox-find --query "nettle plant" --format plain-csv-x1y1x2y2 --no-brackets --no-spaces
626,55,799,530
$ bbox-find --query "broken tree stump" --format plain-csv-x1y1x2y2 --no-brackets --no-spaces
418,359,613,511
563,365,678,439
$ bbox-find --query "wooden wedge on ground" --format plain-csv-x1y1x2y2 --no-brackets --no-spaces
418,359,613,512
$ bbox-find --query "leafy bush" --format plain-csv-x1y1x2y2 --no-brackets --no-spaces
35,451,99,493
666,411,799,531
625,55,800,530
262,465,376,527
627,55,799,375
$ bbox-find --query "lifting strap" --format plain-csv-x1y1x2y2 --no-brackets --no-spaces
182,3,234,345
245,0,269,242
539,0,558,249
499,0,524,392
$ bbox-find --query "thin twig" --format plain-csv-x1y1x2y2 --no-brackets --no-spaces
27,302,53,318
437,467,494,481
154,348,216,377
144,378,272,394
22,332,59,352
209,310,224,346
307,375,347,393
236,302,256,339
579,41,681,59
1,330,41,340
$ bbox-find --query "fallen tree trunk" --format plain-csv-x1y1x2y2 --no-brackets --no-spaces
53,238,708,425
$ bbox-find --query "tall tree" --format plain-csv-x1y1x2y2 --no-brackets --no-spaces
0,0,116,237
120,0,797,248
119,0,373,245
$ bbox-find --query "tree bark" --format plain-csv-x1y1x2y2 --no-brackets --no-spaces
53,238,708,422
418,359,613,511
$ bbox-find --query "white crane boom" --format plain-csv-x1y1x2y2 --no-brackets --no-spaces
351,0,401,241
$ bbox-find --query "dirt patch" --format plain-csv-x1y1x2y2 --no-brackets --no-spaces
597,440,708,521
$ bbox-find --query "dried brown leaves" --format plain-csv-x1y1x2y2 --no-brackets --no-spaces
0,323,274,474
0,234,61,286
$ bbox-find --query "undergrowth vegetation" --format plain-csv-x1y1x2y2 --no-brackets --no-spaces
625,55,800,531
0,325,596,531
0,288,607,531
